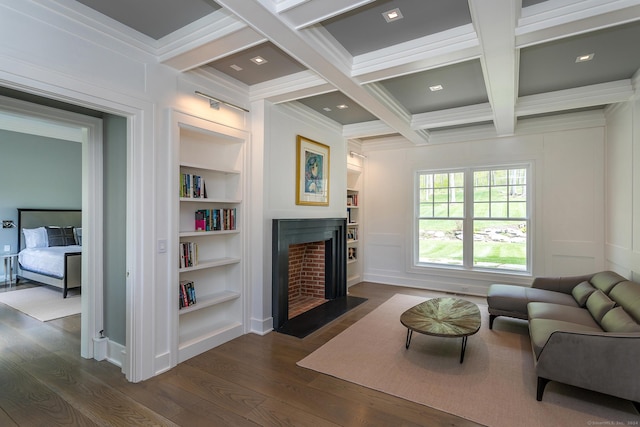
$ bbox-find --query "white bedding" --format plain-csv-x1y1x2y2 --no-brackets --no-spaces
18,246,82,279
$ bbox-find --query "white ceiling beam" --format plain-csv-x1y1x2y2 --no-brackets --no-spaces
516,80,634,116
517,0,640,47
342,120,396,139
469,0,518,137
249,70,334,103
214,0,429,144
160,25,266,72
411,103,494,130
270,0,375,30
352,24,481,83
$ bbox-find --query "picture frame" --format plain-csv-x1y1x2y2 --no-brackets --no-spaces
296,135,330,206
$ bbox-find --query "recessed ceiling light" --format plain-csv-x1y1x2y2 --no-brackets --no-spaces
429,85,444,92
250,56,268,65
323,107,332,112
383,8,403,23
230,64,243,71
575,53,594,63
336,104,349,109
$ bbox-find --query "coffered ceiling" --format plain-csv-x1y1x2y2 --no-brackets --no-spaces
69,0,640,144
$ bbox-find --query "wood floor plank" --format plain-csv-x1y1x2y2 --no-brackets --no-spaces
0,282,486,426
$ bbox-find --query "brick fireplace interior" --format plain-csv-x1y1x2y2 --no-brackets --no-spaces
288,241,328,319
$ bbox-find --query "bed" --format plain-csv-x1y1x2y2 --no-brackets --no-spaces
17,209,82,298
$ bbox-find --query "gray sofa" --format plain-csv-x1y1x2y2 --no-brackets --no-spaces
487,271,640,410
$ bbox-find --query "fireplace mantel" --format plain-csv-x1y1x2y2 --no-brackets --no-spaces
272,218,347,331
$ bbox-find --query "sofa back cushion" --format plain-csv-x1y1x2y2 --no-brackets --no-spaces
586,290,616,324
571,281,597,307
601,307,640,332
589,271,626,294
608,281,640,323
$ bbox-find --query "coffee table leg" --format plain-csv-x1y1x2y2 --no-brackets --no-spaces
405,329,413,349
460,336,468,363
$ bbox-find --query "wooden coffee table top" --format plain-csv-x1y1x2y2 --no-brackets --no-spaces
400,297,481,338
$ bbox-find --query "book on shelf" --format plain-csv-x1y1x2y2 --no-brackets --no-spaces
347,194,358,206
194,208,237,231
179,280,196,309
180,173,207,198
347,227,358,241
179,242,198,268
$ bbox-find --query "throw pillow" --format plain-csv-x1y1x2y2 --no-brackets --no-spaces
571,281,597,307
23,227,48,248
601,306,640,332
586,290,616,324
74,227,82,246
46,226,76,246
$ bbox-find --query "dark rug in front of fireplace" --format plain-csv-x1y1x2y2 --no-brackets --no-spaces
277,296,367,338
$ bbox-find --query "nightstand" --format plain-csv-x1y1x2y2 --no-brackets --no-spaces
1,253,18,287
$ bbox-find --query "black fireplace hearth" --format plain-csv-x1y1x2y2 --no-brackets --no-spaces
272,218,365,336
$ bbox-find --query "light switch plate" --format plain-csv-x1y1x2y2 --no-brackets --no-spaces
3,245,10,253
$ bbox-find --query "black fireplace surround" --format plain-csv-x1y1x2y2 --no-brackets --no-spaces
272,218,347,331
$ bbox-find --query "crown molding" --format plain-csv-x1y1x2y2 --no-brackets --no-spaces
342,120,395,139
275,0,374,30
278,101,343,133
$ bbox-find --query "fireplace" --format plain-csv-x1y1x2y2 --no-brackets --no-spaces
272,218,347,332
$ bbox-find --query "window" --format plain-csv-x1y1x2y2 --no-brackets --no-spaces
416,166,529,272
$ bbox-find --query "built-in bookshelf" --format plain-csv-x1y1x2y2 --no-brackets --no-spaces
347,160,363,287
172,110,247,365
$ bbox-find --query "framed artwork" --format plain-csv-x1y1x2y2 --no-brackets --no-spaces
296,135,330,206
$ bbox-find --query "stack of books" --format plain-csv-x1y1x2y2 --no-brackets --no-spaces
179,280,196,309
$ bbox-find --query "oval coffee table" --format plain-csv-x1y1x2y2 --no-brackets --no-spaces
400,297,481,363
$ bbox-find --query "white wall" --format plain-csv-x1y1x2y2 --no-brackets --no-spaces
605,96,640,281
253,102,347,333
362,121,607,296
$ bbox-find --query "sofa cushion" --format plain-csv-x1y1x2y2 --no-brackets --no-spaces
571,281,597,307
608,281,640,323
527,302,600,328
488,284,578,318
529,318,602,359
600,307,640,333
589,271,626,294
586,290,616,324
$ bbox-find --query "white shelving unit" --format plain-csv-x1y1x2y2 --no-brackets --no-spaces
171,111,248,364
347,164,363,287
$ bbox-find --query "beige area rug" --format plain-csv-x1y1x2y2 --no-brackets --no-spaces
0,286,80,321
298,294,639,426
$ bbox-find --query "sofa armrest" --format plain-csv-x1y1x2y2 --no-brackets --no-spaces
535,330,640,402
531,273,593,294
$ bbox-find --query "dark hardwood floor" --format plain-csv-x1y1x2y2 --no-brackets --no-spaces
0,282,483,426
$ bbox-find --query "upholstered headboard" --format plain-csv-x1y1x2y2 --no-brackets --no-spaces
17,209,82,251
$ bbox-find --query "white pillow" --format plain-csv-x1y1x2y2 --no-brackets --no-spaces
23,227,48,248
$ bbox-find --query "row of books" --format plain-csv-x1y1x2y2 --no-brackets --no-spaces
179,242,198,268
179,280,196,309
180,173,207,198
347,194,359,206
347,227,359,241
195,208,237,231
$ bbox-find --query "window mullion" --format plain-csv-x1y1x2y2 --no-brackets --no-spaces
463,169,473,268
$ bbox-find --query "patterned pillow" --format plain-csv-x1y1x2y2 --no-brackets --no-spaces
46,226,76,246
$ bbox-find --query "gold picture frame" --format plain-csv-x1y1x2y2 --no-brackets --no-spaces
296,135,330,206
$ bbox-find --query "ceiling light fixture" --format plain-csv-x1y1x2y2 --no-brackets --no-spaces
429,85,444,92
350,151,367,159
250,56,267,65
195,91,249,113
576,53,594,63
336,104,349,109
323,107,332,112
383,8,403,23
230,64,243,71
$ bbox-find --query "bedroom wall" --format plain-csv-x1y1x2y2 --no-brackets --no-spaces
103,114,127,345
361,119,606,296
0,129,81,277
